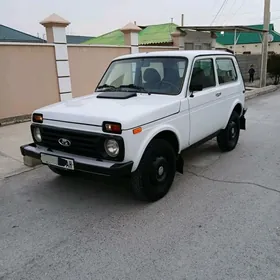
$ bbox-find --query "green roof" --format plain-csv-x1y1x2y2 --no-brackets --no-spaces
83,23,178,45
216,24,280,45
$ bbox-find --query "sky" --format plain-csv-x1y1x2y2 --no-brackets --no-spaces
1,0,280,38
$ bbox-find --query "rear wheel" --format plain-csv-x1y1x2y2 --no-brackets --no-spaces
131,139,176,202
48,166,76,176
217,111,240,152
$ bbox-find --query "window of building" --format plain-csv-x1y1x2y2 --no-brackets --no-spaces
216,58,237,84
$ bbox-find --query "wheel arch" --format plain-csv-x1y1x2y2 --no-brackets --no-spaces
132,126,181,172
225,100,244,127
233,103,243,116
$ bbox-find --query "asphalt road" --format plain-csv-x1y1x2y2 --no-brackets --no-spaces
1,91,280,280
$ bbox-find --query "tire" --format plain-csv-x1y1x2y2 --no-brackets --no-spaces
217,111,240,152
48,166,76,176
131,139,176,202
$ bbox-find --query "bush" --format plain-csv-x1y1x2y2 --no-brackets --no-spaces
267,53,280,85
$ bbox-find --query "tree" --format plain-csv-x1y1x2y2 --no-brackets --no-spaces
267,53,280,85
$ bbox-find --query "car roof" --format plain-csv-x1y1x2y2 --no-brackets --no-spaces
113,50,233,61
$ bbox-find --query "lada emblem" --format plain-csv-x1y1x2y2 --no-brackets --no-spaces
58,138,71,147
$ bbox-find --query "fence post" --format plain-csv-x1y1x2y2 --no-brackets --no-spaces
40,14,72,101
120,23,142,54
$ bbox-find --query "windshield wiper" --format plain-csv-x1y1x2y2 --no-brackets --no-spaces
97,84,152,94
96,84,117,91
118,84,151,94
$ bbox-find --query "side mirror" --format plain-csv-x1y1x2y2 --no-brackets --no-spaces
189,84,203,92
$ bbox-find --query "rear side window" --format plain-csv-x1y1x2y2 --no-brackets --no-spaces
216,58,238,84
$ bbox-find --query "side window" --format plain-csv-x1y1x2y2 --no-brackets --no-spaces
216,58,237,84
190,58,216,90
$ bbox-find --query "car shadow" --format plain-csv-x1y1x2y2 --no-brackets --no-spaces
45,169,146,207
40,140,222,206
182,140,222,169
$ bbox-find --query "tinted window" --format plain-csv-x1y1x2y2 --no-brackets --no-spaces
190,58,216,90
216,58,237,84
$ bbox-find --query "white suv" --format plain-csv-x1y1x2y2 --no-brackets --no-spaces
21,50,247,202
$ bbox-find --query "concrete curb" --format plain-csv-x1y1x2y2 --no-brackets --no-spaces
0,114,31,127
245,85,279,100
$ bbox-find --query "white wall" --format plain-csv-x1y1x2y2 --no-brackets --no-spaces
217,42,280,54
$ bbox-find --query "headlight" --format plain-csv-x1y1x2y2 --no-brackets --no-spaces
104,139,119,157
33,127,42,142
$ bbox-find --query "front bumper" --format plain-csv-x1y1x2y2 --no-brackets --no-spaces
240,108,247,130
20,143,133,176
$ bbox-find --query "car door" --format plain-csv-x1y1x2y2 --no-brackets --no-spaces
215,56,244,127
188,56,224,145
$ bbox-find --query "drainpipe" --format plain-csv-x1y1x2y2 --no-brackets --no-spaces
233,29,237,55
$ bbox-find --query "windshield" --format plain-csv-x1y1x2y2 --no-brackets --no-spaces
96,56,188,95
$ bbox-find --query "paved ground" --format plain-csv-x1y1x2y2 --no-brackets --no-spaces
0,122,33,179
1,91,280,280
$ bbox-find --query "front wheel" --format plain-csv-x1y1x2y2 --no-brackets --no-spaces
131,139,176,202
217,111,240,152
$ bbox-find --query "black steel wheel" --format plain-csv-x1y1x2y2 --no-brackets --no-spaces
217,111,240,152
131,139,176,202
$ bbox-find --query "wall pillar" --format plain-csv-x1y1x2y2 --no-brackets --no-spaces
40,14,72,102
120,23,142,54
171,31,185,50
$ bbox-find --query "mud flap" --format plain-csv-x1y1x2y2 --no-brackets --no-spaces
176,154,184,174
240,108,247,130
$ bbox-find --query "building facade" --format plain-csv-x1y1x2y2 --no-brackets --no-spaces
216,24,280,54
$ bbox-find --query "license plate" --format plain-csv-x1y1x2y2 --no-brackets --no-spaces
41,153,74,170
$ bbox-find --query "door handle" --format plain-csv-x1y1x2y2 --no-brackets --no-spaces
216,92,222,97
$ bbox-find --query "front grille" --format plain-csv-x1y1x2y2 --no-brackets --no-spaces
33,125,124,161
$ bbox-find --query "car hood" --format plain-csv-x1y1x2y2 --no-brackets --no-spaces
35,92,181,129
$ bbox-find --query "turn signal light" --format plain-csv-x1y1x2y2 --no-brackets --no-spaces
133,127,142,134
32,113,43,123
102,122,122,134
